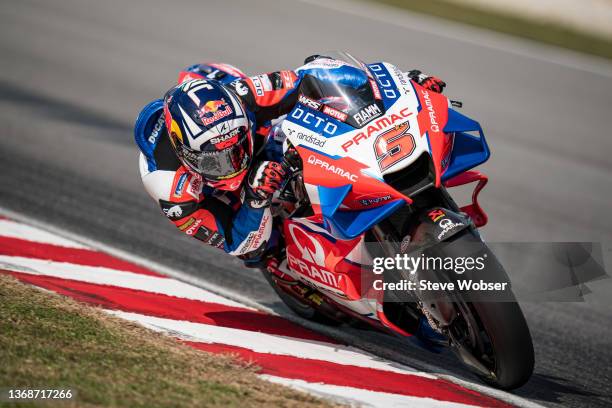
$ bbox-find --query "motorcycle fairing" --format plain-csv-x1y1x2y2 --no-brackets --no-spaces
283,216,372,299
286,103,355,139
295,145,411,239
274,54,502,345
441,108,490,181
282,59,490,240
367,63,403,110
414,85,451,187
317,183,406,239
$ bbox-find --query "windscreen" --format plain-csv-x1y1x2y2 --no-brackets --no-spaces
297,51,385,129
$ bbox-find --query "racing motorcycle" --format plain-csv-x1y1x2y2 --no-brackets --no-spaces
263,52,534,390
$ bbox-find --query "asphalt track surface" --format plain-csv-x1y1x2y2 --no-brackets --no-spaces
0,0,611,406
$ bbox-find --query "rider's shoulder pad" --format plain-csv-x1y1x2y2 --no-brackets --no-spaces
139,153,176,202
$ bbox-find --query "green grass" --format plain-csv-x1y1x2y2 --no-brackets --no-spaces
367,0,612,60
0,274,335,408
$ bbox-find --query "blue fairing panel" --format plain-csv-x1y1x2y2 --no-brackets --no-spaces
442,108,490,181
331,200,406,239
367,63,402,110
287,103,355,139
318,184,406,239
319,185,352,218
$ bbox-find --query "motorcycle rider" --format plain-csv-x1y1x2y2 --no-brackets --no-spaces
134,54,446,273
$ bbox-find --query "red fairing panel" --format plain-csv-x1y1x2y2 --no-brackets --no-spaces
415,83,452,187
283,217,372,300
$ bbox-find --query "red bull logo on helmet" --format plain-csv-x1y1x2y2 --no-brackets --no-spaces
198,99,232,126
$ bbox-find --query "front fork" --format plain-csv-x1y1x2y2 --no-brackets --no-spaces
370,203,473,337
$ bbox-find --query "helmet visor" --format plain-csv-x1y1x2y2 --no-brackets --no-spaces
178,130,251,181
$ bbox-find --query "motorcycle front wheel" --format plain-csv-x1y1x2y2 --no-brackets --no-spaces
433,231,535,389
448,295,534,389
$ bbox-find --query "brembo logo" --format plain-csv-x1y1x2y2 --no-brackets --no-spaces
287,224,340,289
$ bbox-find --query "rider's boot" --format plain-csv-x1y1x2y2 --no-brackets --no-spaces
415,316,448,350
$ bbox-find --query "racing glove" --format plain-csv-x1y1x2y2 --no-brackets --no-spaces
407,70,446,94
245,161,286,208
282,140,302,170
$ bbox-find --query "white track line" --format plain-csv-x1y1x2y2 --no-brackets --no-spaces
0,255,250,309
262,375,476,408
109,310,433,378
0,219,88,249
0,207,266,311
0,207,543,408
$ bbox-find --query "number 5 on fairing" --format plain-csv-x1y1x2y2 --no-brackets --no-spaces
374,121,416,171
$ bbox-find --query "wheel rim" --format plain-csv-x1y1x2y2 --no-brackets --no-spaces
449,299,497,380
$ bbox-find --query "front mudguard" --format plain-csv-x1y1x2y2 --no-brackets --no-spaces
408,207,472,252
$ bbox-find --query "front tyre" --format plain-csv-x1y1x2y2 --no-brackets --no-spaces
431,229,534,389
444,256,534,389
456,300,535,389
408,226,534,389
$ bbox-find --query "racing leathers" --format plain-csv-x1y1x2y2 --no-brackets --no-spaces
134,58,445,262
